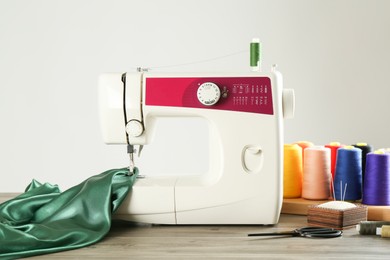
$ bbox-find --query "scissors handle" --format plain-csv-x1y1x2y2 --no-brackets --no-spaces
301,228,342,238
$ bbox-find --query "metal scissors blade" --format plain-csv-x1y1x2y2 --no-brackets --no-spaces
248,231,297,237
248,227,342,238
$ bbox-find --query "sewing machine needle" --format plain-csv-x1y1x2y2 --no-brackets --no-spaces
127,144,135,175
129,153,135,173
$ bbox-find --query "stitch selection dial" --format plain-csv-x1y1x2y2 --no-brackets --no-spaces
197,82,221,106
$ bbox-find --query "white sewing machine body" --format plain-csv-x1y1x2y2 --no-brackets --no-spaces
99,70,293,224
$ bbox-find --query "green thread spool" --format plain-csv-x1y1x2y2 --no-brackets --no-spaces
356,221,390,235
250,38,261,70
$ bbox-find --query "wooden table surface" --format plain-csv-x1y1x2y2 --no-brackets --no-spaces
1,193,389,259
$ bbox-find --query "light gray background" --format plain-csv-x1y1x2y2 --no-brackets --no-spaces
1,0,389,192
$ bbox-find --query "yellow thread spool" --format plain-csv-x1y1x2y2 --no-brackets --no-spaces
284,144,303,198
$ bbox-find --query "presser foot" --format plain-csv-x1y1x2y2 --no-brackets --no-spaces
127,161,145,178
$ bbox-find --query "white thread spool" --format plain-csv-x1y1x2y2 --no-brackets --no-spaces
302,146,332,200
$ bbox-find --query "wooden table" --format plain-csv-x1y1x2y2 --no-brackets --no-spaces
1,193,389,259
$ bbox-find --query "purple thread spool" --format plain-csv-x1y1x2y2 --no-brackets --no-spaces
362,151,390,205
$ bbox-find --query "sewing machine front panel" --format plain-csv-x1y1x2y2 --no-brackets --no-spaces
100,70,291,224
145,76,274,115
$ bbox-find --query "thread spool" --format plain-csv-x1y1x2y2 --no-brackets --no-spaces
325,142,343,181
283,144,303,198
357,221,390,235
377,225,390,238
353,143,373,189
334,146,362,201
377,148,390,154
362,150,390,205
302,146,331,200
250,39,261,71
295,141,314,167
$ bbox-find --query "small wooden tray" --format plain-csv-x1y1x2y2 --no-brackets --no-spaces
282,198,390,221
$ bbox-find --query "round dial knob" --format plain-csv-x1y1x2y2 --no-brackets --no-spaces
197,82,221,106
126,120,144,137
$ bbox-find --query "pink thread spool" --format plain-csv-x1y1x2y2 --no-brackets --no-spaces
302,146,332,200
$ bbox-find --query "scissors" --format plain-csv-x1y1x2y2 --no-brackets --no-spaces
248,226,342,238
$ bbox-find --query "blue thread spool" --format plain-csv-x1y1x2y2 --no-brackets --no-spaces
334,146,362,201
362,151,390,205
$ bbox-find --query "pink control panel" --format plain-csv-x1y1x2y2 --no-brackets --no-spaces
145,77,274,115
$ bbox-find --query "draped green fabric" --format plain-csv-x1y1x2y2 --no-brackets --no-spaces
0,167,137,259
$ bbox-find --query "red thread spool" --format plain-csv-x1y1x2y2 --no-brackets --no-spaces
325,142,343,181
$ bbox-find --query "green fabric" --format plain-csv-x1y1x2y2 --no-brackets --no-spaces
0,167,137,259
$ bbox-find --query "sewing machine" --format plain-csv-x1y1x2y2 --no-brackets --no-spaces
99,68,294,224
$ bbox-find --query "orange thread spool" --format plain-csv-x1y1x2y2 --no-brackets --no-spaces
284,144,303,198
295,141,314,166
302,146,331,200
